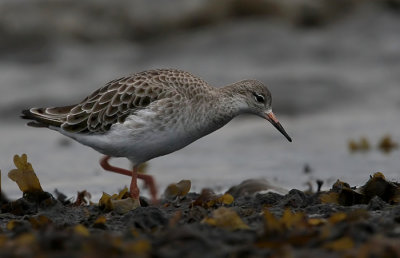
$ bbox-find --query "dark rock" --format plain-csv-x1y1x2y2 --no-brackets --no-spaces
393,206,400,223
1,197,38,215
361,175,399,203
368,196,388,211
139,196,150,207
227,179,286,198
153,225,217,258
185,206,208,224
338,188,365,206
0,192,9,205
277,189,314,208
305,203,344,216
7,219,32,236
350,222,377,242
122,206,168,230
54,189,72,205
254,192,284,206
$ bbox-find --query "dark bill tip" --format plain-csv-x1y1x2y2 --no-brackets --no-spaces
265,112,292,142
272,121,292,142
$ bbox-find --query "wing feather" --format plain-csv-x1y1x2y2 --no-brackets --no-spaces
22,69,206,134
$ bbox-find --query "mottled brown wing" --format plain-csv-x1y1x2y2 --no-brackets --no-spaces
61,76,165,134
23,69,207,133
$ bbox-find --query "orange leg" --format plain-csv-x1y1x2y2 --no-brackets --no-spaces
99,155,158,203
130,167,139,200
137,173,157,202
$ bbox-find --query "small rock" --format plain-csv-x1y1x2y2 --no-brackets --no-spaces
111,198,141,214
122,207,168,230
227,179,287,198
368,196,388,211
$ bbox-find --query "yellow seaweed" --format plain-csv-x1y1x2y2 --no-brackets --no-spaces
193,189,234,208
323,236,354,251
126,239,151,254
378,135,398,154
164,180,191,199
319,192,339,204
8,154,43,193
264,208,307,235
94,216,107,225
217,193,234,205
281,208,306,230
29,215,52,229
263,209,284,234
202,207,249,231
74,224,90,237
99,187,140,213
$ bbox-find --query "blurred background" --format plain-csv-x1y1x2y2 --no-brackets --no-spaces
1,0,399,199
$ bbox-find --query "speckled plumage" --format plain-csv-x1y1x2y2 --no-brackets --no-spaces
22,68,291,165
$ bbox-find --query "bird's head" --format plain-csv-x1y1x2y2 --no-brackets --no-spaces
234,80,292,142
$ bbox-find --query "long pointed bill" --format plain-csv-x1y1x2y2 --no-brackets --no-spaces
265,111,292,142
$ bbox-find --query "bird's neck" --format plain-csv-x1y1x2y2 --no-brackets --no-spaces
183,84,246,139
214,84,248,118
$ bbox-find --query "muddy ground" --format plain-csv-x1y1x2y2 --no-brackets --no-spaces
1,174,400,258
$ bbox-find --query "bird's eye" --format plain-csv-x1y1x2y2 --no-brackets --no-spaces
253,93,265,103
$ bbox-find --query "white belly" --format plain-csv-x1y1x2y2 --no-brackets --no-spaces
58,106,231,165
59,113,200,165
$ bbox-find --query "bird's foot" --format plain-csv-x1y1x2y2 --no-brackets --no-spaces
100,155,158,204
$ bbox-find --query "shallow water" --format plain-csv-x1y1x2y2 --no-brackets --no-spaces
1,7,399,199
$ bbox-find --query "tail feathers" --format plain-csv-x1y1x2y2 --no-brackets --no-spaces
21,106,74,128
